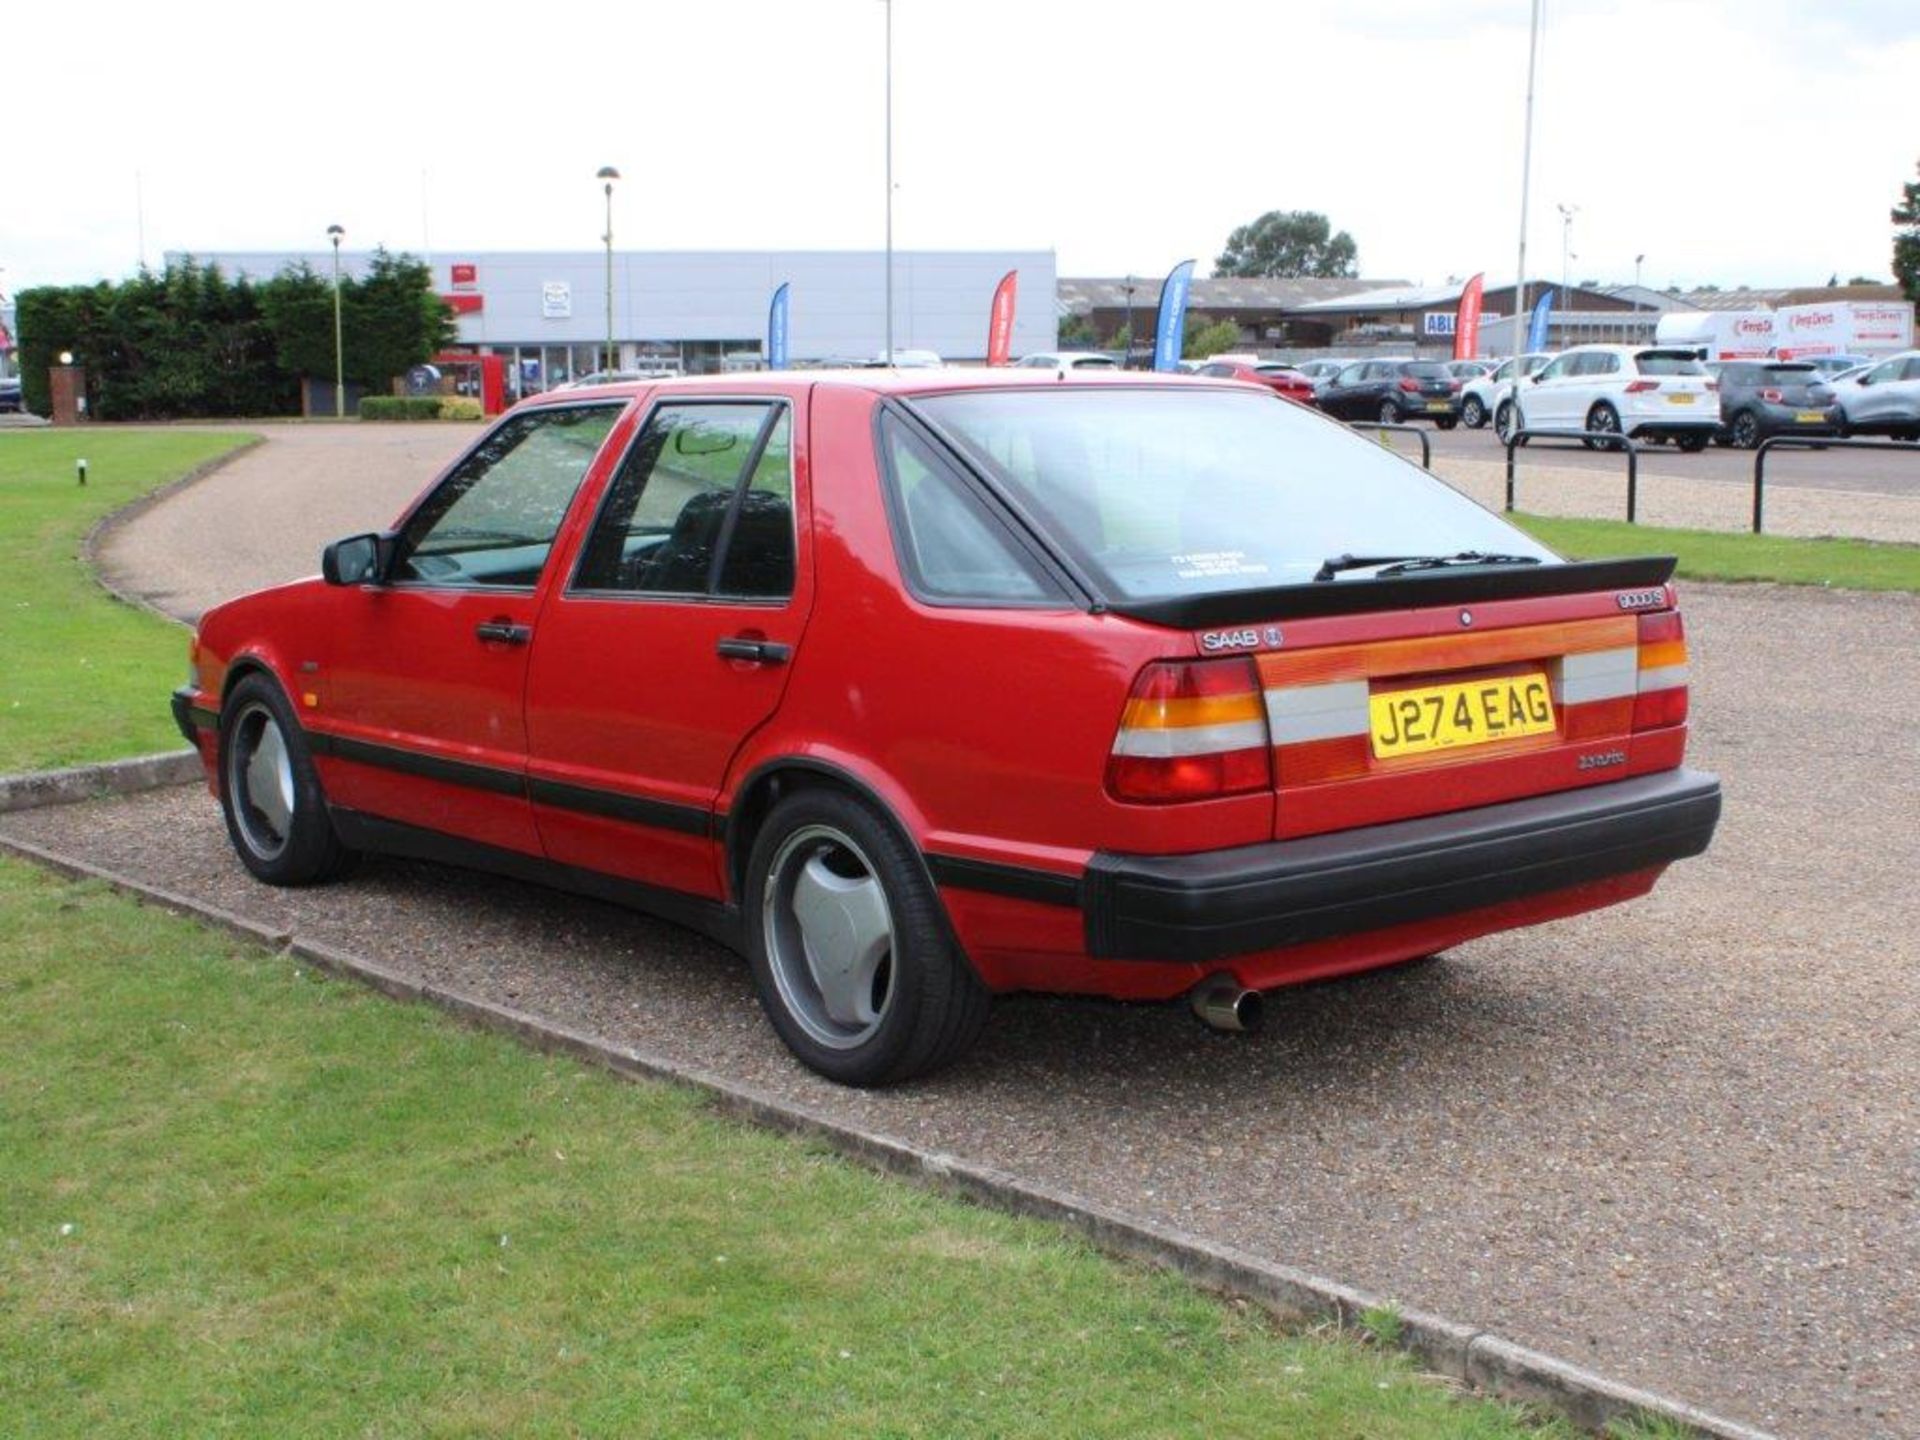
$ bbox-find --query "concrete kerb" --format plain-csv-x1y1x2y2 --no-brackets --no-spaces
0,749,205,815
0,764,1778,1440
81,432,266,625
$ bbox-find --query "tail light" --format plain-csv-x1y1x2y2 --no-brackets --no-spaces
1761,387,1784,403
1632,610,1690,731
1705,380,1720,393
1108,659,1272,803
1624,380,1659,394
1398,377,1421,392
1449,380,1463,392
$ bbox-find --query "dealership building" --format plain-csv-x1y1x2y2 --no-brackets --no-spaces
172,248,1055,393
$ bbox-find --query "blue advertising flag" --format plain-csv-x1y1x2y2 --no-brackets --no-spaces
1526,288,1555,354
1152,259,1196,372
767,282,791,370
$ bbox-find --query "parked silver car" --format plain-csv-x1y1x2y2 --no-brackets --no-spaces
1835,350,1920,439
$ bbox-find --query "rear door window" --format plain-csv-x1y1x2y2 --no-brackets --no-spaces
572,401,794,600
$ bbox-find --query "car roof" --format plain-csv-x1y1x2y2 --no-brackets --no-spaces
514,367,1240,407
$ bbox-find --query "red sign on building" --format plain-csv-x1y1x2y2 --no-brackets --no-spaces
450,262,478,290
441,293,484,315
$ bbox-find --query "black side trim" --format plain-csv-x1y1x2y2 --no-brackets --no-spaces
1104,555,1680,628
328,807,743,953
308,729,721,836
306,730,526,797
925,853,1082,908
1084,768,1721,963
527,777,714,837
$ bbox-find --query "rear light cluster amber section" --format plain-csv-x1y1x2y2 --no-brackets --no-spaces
1633,610,1690,731
1107,659,1272,802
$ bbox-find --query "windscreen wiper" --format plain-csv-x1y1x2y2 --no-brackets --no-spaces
1312,551,1543,582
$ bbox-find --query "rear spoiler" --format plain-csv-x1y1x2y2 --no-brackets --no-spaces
1105,556,1679,628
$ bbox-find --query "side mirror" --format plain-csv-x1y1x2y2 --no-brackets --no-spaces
322,532,388,586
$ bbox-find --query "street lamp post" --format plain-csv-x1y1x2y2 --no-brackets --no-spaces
882,0,894,365
596,167,620,373
1511,0,1542,356
1122,275,1136,367
1634,252,1646,337
326,224,345,418
1556,202,1577,347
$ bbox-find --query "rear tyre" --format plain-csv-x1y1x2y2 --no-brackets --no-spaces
218,672,357,886
745,788,990,1087
1461,395,1488,429
1675,432,1709,453
1376,400,1399,425
1583,402,1622,449
1731,410,1761,449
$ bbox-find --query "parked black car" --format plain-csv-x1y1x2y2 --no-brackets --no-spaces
0,374,23,414
1711,360,1841,448
1317,359,1461,428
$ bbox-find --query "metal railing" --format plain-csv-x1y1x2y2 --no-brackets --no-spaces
1346,421,1432,470
1504,429,1641,522
1751,435,1917,535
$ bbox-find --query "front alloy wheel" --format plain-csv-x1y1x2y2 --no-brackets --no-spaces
1461,394,1487,429
1732,411,1761,449
227,700,295,865
1377,400,1399,424
218,672,357,886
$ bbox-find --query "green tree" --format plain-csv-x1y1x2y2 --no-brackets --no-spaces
1057,312,1096,346
1183,318,1243,359
1892,159,1920,304
1214,211,1359,278
343,248,456,391
258,263,338,380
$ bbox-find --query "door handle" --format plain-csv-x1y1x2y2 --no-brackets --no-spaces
717,636,791,665
475,620,532,646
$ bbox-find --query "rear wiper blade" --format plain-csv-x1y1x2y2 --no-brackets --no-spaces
1373,551,1544,578
1312,551,1542,582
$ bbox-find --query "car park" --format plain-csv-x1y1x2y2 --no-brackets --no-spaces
1710,360,1842,447
1514,345,1720,451
172,370,1720,1085
1194,358,1315,405
1463,352,1554,433
1014,351,1120,371
1315,358,1462,426
1834,349,1920,439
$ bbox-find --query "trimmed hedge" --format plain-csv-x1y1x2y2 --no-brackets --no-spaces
438,397,483,421
359,396,444,421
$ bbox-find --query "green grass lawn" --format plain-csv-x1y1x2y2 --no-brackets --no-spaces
0,861,1583,1440
1513,513,1920,592
0,429,255,772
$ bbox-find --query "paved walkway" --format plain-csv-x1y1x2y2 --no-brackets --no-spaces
96,422,479,623
35,423,1920,1435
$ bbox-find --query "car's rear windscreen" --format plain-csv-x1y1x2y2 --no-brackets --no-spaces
909,388,1555,601
1634,351,1708,376
1402,362,1451,378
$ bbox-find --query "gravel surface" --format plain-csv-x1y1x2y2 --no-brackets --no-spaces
9,580,1917,1438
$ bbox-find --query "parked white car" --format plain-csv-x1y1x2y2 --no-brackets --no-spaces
1834,350,1920,439
1292,357,1354,395
1512,345,1720,451
1014,350,1121,371
1463,353,1554,433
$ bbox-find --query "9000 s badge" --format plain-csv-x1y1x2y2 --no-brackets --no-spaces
1616,588,1666,611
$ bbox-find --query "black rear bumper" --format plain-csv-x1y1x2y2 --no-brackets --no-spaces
1083,768,1721,962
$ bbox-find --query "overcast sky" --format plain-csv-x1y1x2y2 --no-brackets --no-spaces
4,0,1917,298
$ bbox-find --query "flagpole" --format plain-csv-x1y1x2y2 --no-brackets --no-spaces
1512,0,1542,355
883,0,894,365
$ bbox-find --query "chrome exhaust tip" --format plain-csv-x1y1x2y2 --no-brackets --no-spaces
1190,975,1263,1033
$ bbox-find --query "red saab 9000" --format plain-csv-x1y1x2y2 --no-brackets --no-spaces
173,371,1720,1085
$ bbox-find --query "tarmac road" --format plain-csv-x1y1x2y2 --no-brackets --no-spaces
26,422,1920,1437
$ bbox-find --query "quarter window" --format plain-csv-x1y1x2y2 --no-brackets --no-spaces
393,405,621,588
878,413,1064,605
572,402,794,599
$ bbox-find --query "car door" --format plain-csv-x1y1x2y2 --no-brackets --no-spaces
1849,356,1907,425
1522,352,1575,426
310,401,629,855
525,391,813,900
1322,363,1365,417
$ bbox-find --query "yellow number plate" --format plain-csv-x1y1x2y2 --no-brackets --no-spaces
1668,392,1696,404
1795,410,1825,423
1370,673,1556,759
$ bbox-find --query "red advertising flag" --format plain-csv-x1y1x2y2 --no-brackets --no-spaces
1454,273,1485,360
986,269,1018,366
